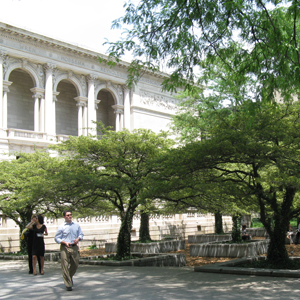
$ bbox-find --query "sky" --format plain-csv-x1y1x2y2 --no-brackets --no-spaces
0,0,132,60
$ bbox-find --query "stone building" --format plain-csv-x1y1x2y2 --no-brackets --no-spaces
0,22,232,251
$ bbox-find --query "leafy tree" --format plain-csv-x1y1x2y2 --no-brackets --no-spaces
173,100,300,266
0,152,61,253
54,126,174,259
106,0,300,105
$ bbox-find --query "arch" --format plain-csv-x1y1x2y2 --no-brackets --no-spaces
94,83,120,105
56,79,78,137
4,61,42,88
96,88,116,131
53,72,85,97
7,68,35,130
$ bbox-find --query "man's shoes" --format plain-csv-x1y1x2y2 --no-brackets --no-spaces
29,271,33,274
66,287,72,291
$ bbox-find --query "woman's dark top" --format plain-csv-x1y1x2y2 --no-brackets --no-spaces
32,224,46,256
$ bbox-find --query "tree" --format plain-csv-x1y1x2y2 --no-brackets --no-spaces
0,152,62,253
54,126,174,259
173,100,300,266
106,1,300,106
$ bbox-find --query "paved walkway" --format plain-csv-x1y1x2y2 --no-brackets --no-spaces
1,260,300,300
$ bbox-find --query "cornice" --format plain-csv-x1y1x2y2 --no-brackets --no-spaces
0,22,169,81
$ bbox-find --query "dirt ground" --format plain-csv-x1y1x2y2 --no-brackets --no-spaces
79,239,300,267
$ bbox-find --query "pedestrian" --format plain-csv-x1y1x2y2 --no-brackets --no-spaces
25,215,41,274
241,224,252,240
294,221,300,245
26,214,48,275
54,210,84,291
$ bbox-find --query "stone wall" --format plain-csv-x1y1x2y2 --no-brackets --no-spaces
0,213,233,252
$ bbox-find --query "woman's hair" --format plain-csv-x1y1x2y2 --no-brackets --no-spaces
37,214,44,224
242,224,246,229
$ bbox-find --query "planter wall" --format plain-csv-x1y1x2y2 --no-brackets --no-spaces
246,228,268,237
190,239,270,258
105,239,185,253
188,234,232,244
80,253,186,267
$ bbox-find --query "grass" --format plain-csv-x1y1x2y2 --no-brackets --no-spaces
251,218,298,228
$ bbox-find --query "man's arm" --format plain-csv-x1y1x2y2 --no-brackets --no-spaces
73,225,84,245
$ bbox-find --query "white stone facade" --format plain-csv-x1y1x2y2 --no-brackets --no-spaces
0,22,179,157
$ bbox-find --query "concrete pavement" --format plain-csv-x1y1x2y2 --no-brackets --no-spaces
1,260,300,299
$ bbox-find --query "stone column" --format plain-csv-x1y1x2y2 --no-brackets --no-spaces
0,51,5,131
44,63,56,137
74,96,87,136
123,86,131,130
2,81,12,130
87,75,97,134
112,105,124,132
82,104,87,136
30,88,45,132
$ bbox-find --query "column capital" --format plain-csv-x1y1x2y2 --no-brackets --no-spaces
3,80,12,93
122,85,130,94
30,87,45,99
0,49,6,64
87,74,98,84
112,104,124,114
95,99,100,110
44,63,56,73
53,91,60,101
74,96,88,107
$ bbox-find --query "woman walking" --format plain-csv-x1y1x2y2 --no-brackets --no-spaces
26,214,48,275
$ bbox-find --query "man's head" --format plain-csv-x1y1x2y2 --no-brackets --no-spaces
63,210,72,223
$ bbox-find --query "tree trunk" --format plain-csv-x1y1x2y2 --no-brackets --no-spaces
215,211,224,234
139,211,151,242
116,207,135,260
231,215,242,242
18,210,32,254
266,213,289,265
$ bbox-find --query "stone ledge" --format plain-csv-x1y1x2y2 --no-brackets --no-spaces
79,253,186,267
105,240,185,253
0,252,186,267
194,257,300,278
190,240,269,257
0,251,60,261
188,234,232,244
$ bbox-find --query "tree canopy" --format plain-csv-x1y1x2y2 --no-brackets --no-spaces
0,151,62,252
107,0,300,104
53,126,174,259
171,99,300,265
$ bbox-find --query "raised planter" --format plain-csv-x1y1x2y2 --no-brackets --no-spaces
80,253,186,267
105,239,185,253
0,251,60,262
188,234,232,244
246,228,269,237
190,239,270,258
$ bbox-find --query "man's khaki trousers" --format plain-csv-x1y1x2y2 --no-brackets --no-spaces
60,244,79,288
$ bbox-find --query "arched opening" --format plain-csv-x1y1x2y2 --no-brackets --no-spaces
56,80,78,136
96,89,115,133
8,69,34,130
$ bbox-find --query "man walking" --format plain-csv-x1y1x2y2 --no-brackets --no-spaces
55,210,84,291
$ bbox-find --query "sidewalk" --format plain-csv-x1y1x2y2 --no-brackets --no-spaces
1,260,300,299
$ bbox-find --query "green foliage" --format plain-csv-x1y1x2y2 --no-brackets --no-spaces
106,0,300,103
0,151,63,252
53,125,174,259
251,218,264,228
